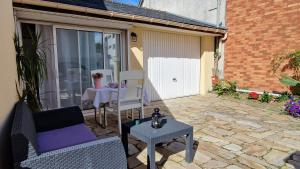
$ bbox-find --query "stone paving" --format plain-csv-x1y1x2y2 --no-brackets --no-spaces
84,94,300,169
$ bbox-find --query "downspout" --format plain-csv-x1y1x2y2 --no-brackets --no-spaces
221,32,227,42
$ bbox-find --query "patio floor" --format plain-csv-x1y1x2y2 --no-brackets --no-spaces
84,94,300,169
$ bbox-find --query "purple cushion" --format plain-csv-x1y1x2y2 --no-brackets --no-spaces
37,123,96,153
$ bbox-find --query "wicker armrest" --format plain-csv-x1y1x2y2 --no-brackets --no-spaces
33,106,84,132
20,137,127,169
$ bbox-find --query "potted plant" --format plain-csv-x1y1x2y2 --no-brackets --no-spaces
15,31,47,111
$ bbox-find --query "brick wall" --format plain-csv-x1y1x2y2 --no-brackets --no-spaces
225,0,300,92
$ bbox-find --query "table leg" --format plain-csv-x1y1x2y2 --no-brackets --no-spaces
102,105,106,128
147,143,155,169
121,125,129,157
185,131,193,163
94,108,101,126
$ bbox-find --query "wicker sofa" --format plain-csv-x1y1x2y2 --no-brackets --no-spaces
11,102,127,169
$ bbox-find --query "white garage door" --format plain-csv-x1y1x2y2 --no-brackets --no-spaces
143,31,201,101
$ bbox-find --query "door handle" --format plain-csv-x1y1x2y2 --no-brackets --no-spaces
172,78,177,82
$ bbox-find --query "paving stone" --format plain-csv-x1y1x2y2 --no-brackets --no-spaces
284,163,296,169
256,140,291,152
275,138,300,150
247,131,275,139
243,145,268,157
166,142,186,153
202,160,228,169
238,154,277,169
236,120,262,129
232,133,257,143
180,161,202,169
128,156,142,169
263,149,289,167
237,156,267,169
193,151,211,165
163,160,184,169
225,165,242,169
128,144,140,155
284,130,300,136
199,134,230,146
213,128,235,136
169,153,184,162
223,144,242,152
198,141,236,160
136,148,163,164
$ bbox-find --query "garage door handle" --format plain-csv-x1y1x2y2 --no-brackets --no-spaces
172,78,177,82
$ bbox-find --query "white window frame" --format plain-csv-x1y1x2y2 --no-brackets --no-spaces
16,20,127,108
53,24,125,108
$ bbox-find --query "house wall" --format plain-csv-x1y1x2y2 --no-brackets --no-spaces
129,27,144,71
225,0,300,92
141,0,226,27
0,0,18,168
200,36,215,95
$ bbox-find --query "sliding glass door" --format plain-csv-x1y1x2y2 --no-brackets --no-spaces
56,28,121,108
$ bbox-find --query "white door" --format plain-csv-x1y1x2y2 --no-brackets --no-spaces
143,31,201,101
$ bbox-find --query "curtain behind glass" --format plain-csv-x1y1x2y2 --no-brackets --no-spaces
56,29,81,107
79,31,104,95
37,25,58,109
104,33,121,82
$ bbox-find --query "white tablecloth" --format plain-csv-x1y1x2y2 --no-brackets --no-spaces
82,87,150,108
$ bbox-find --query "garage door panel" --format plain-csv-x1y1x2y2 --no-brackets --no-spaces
143,31,200,101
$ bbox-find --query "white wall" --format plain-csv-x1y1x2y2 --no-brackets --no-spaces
142,0,226,27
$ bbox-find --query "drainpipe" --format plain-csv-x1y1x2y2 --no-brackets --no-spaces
221,32,227,42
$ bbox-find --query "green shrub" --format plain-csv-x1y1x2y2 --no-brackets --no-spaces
213,80,237,96
259,91,273,103
275,92,291,102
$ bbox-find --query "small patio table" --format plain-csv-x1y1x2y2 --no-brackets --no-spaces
126,117,193,169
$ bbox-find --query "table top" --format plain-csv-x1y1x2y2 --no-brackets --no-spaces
130,117,192,143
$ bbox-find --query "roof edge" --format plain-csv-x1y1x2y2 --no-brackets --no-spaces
13,0,226,35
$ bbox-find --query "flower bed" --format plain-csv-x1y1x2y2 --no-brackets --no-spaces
248,92,259,100
285,97,300,117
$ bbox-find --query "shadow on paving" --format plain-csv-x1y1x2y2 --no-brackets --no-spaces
84,99,198,169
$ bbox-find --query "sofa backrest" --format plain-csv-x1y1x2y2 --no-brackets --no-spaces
11,102,38,164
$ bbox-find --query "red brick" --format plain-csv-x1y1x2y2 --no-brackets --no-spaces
225,0,300,92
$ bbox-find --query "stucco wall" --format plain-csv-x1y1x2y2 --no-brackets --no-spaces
142,0,226,27
0,0,18,168
129,27,144,70
200,36,215,95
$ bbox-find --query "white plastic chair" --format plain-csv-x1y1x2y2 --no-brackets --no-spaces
91,69,113,87
109,71,145,135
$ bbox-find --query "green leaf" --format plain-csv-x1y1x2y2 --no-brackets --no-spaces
279,75,300,87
